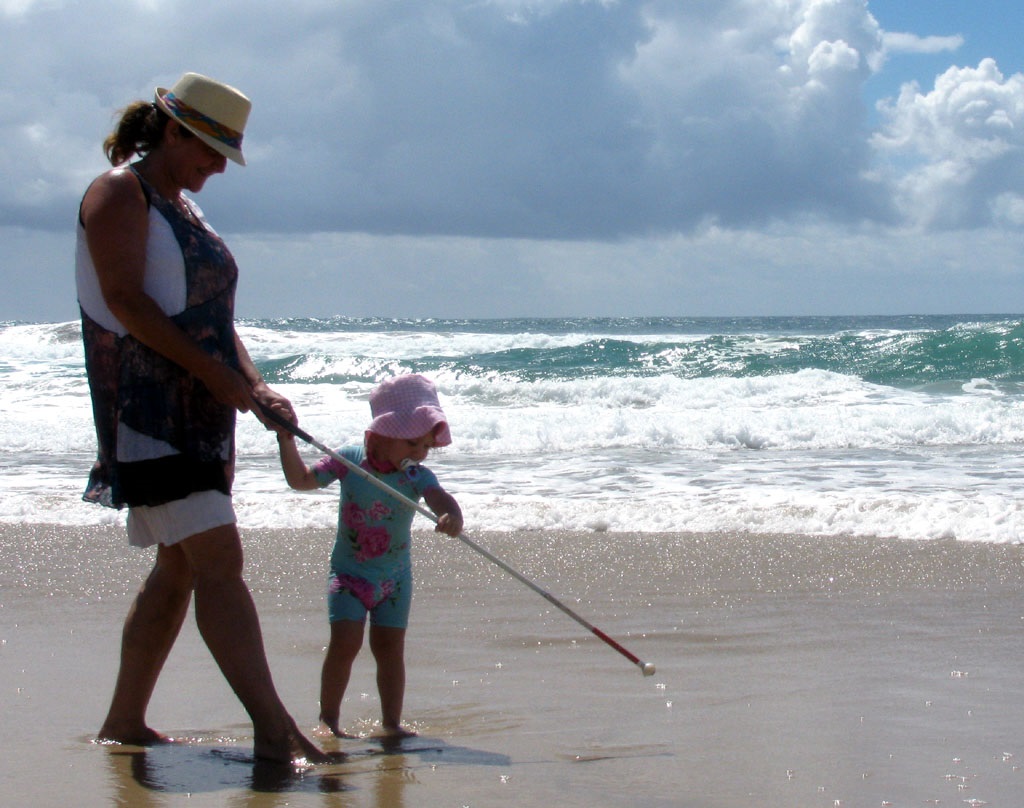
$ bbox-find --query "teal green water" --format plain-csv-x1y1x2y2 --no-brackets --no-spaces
249,314,1024,387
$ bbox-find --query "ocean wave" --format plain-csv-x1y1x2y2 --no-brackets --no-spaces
3,315,1022,542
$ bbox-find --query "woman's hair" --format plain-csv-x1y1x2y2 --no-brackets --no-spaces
102,101,192,166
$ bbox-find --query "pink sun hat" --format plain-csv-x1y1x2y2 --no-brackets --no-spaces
367,374,451,446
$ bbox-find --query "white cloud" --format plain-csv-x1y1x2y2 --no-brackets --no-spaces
788,0,884,75
873,58,1024,227
1,0,1023,321
613,0,889,226
883,31,963,56
0,0,45,15
807,39,862,75
991,192,1024,227
1,0,895,237
221,223,1024,319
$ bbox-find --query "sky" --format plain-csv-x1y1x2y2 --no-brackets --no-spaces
2,0,1023,322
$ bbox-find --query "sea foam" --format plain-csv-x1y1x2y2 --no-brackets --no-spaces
2,317,1022,542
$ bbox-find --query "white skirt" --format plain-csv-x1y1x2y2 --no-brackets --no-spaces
126,490,236,548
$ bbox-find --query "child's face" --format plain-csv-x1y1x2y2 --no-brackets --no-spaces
379,431,436,469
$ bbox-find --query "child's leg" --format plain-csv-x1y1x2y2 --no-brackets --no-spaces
368,624,412,736
319,619,364,736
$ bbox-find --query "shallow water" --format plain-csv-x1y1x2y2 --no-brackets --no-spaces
3,524,1024,806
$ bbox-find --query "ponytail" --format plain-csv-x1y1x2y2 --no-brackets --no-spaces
102,101,169,166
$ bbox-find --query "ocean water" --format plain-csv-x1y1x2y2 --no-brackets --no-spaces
2,315,1023,543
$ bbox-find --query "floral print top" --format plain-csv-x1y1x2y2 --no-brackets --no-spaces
78,166,239,509
313,445,440,607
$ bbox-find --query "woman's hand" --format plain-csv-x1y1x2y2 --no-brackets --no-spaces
249,380,296,430
188,359,253,411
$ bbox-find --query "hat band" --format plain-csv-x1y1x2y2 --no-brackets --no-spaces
162,91,243,151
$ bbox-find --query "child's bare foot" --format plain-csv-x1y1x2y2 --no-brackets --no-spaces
317,714,356,739
315,724,357,739
381,724,418,739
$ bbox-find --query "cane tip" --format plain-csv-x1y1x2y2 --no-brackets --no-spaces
641,662,656,676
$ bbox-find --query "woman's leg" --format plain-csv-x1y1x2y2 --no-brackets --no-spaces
98,543,192,743
319,620,364,736
369,625,411,736
180,523,324,762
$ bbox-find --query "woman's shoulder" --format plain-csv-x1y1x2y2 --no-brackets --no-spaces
91,165,142,192
82,166,147,218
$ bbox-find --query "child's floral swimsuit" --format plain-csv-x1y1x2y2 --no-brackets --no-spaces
313,445,441,627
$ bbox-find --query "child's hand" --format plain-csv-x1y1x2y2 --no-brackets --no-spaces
425,490,463,537
434,512,463,537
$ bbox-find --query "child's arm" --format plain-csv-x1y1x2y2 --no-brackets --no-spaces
276,433,320,491
423,486,464,537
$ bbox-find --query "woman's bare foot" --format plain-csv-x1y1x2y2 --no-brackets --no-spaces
255,718,332,764
95,723,171,746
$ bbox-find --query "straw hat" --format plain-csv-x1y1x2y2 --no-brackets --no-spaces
154,72,251,166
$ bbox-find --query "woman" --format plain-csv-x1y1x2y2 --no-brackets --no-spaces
76,72,323,764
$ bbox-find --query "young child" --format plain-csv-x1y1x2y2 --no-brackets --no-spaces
276,374,463,738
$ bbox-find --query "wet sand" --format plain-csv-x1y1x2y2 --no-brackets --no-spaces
2,523,1023,807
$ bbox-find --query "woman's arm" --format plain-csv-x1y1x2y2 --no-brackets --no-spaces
233,329,294,424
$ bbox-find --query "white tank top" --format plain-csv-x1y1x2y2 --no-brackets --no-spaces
75,187,209,336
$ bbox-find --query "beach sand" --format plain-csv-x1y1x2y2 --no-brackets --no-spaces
2,523,1023,807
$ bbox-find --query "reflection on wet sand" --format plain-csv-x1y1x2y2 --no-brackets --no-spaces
102,734,511,807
